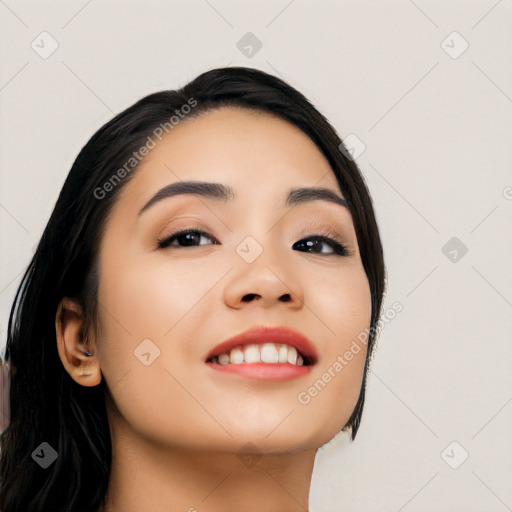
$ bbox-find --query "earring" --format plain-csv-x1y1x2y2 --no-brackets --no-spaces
84,350,92,357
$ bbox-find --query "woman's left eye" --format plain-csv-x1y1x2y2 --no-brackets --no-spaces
292,235,350,256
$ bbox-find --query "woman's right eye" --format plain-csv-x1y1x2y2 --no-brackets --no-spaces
158,229,219,249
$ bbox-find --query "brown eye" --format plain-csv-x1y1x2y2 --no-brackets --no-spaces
158,229,219,249
292,235,349,256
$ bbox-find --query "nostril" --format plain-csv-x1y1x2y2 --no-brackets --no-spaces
279,294,291,302
242,293,259,302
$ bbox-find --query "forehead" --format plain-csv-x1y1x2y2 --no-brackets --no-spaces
120,106,342,208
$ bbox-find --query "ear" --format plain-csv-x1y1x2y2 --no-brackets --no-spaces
55,297,102,387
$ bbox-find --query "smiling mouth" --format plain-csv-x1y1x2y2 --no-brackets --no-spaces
206,342,315,367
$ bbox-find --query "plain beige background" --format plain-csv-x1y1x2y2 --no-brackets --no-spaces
1,1,511,510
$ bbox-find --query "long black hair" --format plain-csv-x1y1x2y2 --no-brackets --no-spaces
0,66,386,512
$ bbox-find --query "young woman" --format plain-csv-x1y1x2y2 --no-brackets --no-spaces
0,66,386,511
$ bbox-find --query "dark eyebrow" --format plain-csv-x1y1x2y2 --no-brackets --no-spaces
286,187,350,209
138,182,234,216
137,181,350,216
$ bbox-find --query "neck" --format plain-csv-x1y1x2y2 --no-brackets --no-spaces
100,409,315,512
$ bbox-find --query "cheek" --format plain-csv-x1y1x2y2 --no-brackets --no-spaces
312,265,372,348
293,345,368,449
94,256,232,441
295,268,371,442
97,254,224,342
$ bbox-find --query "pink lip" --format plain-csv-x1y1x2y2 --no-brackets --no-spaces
206,361,312,380
206,326,318,371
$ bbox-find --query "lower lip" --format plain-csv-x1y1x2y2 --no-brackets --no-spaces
206,362,312,380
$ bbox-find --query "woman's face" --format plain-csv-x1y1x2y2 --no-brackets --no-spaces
93,107,371,453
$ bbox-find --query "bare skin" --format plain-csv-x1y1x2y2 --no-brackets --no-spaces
56,107,372,512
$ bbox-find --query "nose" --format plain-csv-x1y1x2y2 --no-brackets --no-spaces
223,246,304,311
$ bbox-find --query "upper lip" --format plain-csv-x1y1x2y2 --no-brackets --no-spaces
205,326,318,365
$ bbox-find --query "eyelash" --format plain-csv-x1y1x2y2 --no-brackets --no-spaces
157,226,350,256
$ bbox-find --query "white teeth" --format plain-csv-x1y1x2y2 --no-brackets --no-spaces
260,343,279,363
229,347,244,364
287,346,298,365
244,344,261,363
218,353,230,365
212,343,309,366
278,345,288,363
